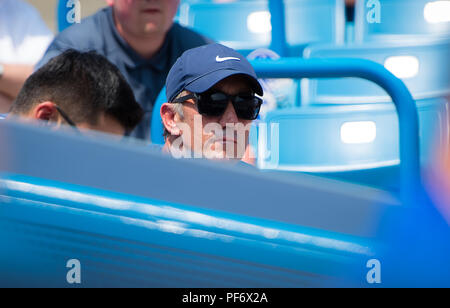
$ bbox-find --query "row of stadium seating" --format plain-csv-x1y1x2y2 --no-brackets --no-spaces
177,0,344,56
0,120,393,287
175,0,450,56
55,0,450,54
257,98,447,188
173,0,450,188
263,38,449,187
173,0,449,101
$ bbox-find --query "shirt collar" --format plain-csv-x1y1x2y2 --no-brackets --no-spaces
106,6,171,71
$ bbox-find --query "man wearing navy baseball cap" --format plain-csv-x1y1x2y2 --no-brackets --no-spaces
161,43,263,164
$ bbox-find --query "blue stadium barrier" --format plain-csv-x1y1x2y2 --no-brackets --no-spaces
283,0,346,56
0,119,398,287
302,39,450,104
355,0,450,42
256,99,448,190
178,0,345,56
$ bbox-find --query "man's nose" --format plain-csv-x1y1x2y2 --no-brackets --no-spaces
219,102,239,127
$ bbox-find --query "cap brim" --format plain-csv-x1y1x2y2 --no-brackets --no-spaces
185,69,263,96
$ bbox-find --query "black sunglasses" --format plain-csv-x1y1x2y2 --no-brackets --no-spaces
172,90,263,120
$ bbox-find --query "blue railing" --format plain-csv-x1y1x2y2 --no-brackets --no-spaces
251,58,421,202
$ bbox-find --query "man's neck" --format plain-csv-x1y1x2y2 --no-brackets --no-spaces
114,19,168,60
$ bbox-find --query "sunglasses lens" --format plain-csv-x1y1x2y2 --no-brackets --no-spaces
197,92,262,120
198,92,229,117
234,96,262,120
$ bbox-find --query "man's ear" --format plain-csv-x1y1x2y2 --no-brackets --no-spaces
161,103,181,136
32,102,59,123
105,0,114,7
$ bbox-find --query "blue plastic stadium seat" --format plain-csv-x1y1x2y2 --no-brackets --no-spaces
302,40,450,104
283,0,346,56
179,0,271,55
257,100,448,177
1,119,396,287
355,0,450,42
178,0,345,56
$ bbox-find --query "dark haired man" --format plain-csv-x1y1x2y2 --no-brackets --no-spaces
9,49,143,136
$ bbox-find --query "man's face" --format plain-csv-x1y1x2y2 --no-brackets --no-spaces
109,0,180,37
178,75,254,161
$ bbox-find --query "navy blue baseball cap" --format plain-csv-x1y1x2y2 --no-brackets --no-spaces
166,43,263,102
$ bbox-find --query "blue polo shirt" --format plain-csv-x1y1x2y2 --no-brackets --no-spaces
36,7,211,140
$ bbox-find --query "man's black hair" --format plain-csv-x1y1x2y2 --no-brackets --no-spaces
10,49,143,132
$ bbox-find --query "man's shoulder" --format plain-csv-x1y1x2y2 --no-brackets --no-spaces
50,7,112,52
35,7,113,70
170,23,213,51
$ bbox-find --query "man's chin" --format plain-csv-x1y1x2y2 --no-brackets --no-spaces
141,22,162,35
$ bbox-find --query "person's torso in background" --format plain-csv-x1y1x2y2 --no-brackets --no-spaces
0,0,53,65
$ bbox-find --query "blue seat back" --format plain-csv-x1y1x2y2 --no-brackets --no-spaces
302,40,450,104
284,0,346,56
257,100,448,173
179,0,271,55
355,0,450,42
179,0,345,56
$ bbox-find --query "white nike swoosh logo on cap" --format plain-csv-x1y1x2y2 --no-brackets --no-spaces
216,56,241,62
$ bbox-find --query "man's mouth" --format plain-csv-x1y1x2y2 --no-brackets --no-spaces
141,8,160,14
